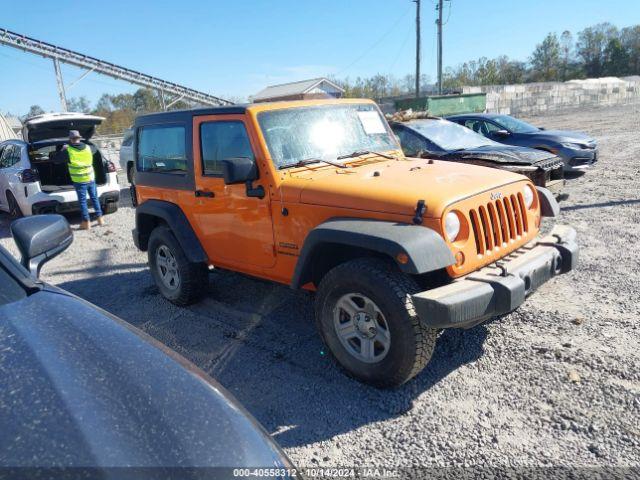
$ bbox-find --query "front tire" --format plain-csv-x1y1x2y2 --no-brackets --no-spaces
148,225,208,306
315,258,437,388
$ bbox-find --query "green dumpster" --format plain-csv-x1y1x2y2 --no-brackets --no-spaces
394,93,486,116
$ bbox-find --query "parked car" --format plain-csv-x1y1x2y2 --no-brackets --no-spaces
131,99,579,388
446,113,598,173
119,127,134,181
0,214,293,472
0,112,120,218
390,118,566,197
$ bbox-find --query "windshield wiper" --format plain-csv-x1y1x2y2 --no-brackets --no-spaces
280,158,347,170
336,150,396,161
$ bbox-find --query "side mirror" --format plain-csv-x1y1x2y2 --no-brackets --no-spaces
10,214,73,277
494,129,510,138
221,157,258,185
539,127,546,131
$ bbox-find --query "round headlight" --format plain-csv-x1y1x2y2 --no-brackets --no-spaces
523,185,535,209
444,212,461,242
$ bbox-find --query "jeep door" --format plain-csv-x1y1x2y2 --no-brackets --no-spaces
191,115,276,269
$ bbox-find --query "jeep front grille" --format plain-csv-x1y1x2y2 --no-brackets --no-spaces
469,193,528,255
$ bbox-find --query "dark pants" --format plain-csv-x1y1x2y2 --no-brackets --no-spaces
73,181,102,221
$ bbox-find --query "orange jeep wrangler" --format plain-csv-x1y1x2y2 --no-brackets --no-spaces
132,99,578,387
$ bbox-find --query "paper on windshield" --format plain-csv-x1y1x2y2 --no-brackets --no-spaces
357,111,386,135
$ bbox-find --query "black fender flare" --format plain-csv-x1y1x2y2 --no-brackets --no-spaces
290,218,455,289
133,200,207,264
536,186,560,217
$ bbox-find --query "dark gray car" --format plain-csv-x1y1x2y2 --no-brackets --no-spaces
446,113,598,173
0,215,293,478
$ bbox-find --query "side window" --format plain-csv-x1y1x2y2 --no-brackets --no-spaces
137,125,187,173
200,121,254,176
0,146,15,168
11,146,23,166
464,120,483,135
466,120,499,137
482,121,501,134
393,127,427,156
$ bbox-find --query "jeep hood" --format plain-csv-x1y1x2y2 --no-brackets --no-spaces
289,159,527,218
23,112,104,143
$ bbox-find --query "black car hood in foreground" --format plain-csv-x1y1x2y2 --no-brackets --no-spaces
0,289,289,469
439,144,557,165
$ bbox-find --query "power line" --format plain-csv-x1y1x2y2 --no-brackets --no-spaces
442,0,452,25
388,28,412,73
335,5,412,77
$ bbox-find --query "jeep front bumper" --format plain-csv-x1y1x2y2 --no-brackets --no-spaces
412,225,578,329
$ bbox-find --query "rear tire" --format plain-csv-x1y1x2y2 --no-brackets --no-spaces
6,191,23,218
315,258,437,388
148,225,208,306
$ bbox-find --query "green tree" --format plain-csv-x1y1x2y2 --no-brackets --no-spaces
577,23,618,77
603,37,629,76
621,25,640,74
530,33,561,81
23,105,45,120
67,96,92,113
95,94,114,113
559,31,575,81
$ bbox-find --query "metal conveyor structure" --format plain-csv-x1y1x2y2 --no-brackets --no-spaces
0,28,233,111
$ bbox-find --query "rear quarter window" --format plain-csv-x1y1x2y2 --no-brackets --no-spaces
137,125,187,173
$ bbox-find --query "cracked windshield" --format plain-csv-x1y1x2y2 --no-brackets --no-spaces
258,103,399,168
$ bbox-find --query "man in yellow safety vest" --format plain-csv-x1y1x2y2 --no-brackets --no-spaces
62,130,105,230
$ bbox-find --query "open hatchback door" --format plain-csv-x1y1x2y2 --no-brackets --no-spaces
22,112,104,142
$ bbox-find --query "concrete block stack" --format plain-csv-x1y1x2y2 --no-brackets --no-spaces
462,77,640,116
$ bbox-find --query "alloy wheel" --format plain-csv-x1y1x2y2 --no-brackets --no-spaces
333,293,391,363
156,245,180,291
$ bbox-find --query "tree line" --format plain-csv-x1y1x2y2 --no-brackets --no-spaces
11,22,639,134
336,22,640,97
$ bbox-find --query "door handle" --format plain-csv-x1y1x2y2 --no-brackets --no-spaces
195,190,214,198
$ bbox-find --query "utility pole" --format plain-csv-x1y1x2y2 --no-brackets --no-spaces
436,0,443,94
414,0,421,98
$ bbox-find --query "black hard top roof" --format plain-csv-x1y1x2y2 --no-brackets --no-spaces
134,105,249,126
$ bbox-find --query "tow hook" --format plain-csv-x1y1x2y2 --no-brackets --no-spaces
495,261,508,277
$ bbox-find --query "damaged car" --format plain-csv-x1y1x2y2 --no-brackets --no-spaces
0,112,120,218
390,117,566,198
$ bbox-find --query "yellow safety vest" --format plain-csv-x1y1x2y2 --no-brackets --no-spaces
67,145,94,183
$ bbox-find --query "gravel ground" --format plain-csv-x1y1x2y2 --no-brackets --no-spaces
1,103,638,473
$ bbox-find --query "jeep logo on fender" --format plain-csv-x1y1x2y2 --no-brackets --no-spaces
490,192,504,201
